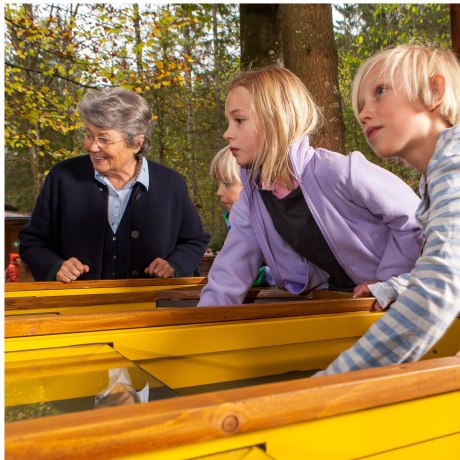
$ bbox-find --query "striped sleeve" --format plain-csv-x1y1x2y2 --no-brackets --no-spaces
315,126,460,376
369,272,412,308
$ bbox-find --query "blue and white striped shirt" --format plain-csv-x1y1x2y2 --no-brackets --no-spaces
316,125,460,375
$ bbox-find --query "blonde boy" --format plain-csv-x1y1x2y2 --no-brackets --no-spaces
318,44,460,375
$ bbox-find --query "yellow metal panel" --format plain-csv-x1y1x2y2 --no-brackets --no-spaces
6,345,126,404
6,312,459,360
5,311,381,353
4,285,183,298
264,391,460,459
2,312,379,400
138,339,355,388
117,391,460,460
4,282,206,314
363,433,460,459
5,313,459,390
191,446,274,460
5,302,155,316
5,344,170,407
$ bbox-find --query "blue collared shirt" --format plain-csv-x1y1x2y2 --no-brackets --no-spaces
95,158,149,234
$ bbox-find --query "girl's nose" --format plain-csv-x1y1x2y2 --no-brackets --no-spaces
223,126,232,141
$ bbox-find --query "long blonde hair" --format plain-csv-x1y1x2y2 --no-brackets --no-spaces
352,44,460,126
228,66,321,188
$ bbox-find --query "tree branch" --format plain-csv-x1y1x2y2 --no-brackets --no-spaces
5,60,101,89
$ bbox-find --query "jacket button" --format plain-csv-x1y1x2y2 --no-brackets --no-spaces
131,230,139,238
131,270,139,276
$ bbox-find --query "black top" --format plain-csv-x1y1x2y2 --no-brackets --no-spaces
259,186,355,291
19,155,210,280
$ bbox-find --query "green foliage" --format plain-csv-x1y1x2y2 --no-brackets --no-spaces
5,3,239,249
4,3,453,249
5,402,63,422
334,3,451,190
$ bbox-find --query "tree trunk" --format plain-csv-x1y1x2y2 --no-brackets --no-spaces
451,4,460,59
183,23,197,201
279,4,345,153
133,4,144,75
212,5,224,149
240,4,282,67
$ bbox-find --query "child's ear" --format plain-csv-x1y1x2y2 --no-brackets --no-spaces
429,74,446,110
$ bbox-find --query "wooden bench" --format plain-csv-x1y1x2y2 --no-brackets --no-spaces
5,356,460,460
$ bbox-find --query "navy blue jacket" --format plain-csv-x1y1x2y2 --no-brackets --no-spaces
19,155,210,280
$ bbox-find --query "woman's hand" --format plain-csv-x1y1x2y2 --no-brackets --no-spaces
353,281,384,311
145,258,174,278
56,257,89,283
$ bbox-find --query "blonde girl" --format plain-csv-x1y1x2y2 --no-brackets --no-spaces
199,66,423,306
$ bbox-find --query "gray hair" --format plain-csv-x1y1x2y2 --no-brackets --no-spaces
78,87,153,158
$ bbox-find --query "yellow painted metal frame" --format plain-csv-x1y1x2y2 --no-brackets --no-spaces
4,278,207,292
6,311,459,389
5,301,155,316
6,357,460,460
4,277,207,315
125,392,460,460
4,279,343,315
6,343,169,405
134,391,460,460
6,344,125,404
5,282,460,459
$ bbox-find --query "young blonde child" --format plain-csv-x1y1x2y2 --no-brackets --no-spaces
199,65,424,307
210,146,275,286
210,146,243,222
317,44,460,375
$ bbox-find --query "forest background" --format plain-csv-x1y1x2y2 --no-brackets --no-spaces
4,3,454,250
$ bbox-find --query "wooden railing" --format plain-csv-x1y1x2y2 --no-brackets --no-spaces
4,277,208,311
154,284,352,306
5,297,375,337
4,279,351,311
4,277,207,292
5,356,460,460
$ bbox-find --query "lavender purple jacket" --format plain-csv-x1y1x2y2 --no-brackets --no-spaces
198,136,423,306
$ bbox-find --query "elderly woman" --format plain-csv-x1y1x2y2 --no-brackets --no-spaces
19,88,210,282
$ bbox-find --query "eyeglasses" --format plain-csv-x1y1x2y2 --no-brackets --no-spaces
84,132,126,147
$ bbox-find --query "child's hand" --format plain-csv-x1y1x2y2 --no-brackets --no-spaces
353,281,384,311
352,281,375,298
